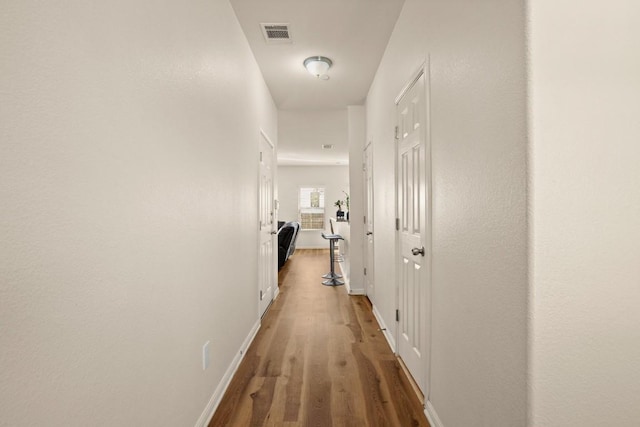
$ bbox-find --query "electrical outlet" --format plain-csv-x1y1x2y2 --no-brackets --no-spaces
202,341,210,371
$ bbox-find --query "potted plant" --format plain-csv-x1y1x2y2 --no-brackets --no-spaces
334,199,345,220
343,191,350,221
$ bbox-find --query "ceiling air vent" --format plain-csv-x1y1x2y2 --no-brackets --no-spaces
260,23,292,44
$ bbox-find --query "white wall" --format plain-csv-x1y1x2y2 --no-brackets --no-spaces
528,1,640,426
366,1,528,426
278,166,349,248
0,1,276,425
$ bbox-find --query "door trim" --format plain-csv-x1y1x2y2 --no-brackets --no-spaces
260,128,275,150
395,67,426,106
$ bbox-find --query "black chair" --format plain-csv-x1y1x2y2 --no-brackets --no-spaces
277,221,300,270
287,222,300,258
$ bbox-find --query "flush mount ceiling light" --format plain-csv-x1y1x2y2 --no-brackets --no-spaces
303,56,332,80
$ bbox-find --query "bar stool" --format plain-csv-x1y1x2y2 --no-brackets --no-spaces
329,218,344,262
321,232,344,286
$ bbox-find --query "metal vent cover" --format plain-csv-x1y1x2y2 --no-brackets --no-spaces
260,23,292,43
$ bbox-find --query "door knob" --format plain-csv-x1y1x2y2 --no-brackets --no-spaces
271,231,277,235
366,232,373,236
411,246,425,256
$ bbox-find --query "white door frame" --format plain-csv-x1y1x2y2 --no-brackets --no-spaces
394,61,432,402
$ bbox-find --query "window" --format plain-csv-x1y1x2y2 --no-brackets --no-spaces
299,187,325,230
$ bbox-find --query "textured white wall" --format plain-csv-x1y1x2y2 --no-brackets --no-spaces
528,1,640,426
0,1,276,425
277,166,349,248
366,0,528,425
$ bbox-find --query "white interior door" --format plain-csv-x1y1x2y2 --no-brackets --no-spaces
258,131,276,318
363,142,375,297
396,68,430,396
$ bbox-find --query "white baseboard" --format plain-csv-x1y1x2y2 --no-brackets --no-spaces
195,320,261,427
347,286,365,295
425,400,444,427
337,260,365,295
372,304,396,353
337,261,350,293
274,285,280,300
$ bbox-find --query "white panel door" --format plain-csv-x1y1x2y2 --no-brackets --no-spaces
396,69,430,396
258,132,276,318
363,142,375,297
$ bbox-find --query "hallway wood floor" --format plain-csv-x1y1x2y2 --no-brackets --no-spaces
209,249,429,427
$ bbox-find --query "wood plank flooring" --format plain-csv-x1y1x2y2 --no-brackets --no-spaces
210,249,429,427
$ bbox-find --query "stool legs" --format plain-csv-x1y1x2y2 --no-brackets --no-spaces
322,239,343,279
322,238,344,286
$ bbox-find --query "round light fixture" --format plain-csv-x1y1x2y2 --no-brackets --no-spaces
303,56,332,79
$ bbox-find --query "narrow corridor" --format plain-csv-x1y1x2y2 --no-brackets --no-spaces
210,249,429,426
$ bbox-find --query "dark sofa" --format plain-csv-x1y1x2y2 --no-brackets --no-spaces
278,221,300,270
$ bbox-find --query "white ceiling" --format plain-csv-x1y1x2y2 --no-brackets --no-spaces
278,109,348,166
230,0,405,163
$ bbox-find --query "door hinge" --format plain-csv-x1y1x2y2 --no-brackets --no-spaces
363,215,366,224
396,309,400,322
394,126,399,140
395,218,400,231
259,151,263,162
364,267,367,276
260,290,263,300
